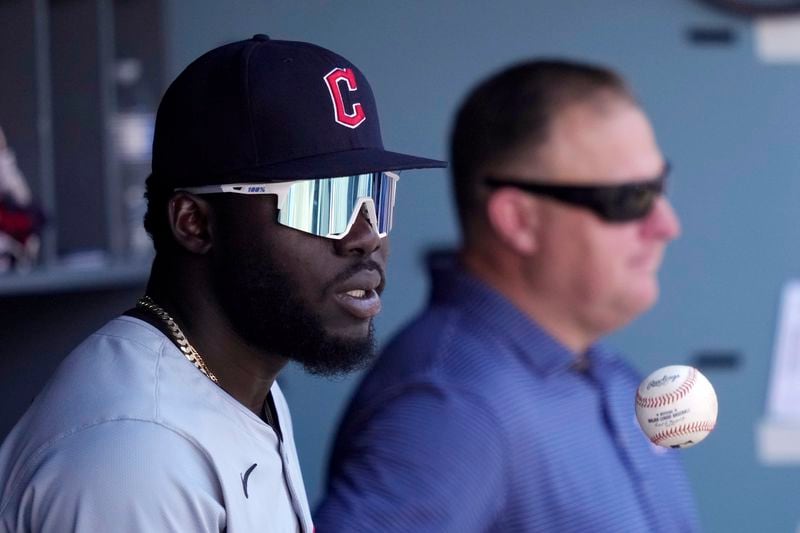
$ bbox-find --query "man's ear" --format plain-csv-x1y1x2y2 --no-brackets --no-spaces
168,193,213,254
485,189,539,255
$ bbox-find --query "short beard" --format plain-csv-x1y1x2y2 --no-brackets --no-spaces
211,245,376,377
296,321,376,377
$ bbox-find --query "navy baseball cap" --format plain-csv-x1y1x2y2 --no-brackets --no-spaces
152,34,446,187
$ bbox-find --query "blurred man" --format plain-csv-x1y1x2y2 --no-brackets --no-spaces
0,35,443,532
317,60,700,532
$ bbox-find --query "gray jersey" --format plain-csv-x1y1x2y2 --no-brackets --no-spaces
0,316,313,532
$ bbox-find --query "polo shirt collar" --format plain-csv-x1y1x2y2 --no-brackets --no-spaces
427,251,584,377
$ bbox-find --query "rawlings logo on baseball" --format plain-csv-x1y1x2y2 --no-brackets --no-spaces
635,365,718,449
646,373,680,390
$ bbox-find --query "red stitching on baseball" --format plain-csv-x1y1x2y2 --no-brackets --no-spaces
651,421,715,445
636,368,697,409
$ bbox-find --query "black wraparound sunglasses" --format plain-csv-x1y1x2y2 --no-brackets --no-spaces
485,162,670,223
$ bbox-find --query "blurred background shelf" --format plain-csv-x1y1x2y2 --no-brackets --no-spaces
0,260,150,297
0,0,164,273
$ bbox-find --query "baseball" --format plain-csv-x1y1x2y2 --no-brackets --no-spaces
635,365,718,449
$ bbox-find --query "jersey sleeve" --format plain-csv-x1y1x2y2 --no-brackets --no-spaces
314,382,507,532
2,419,225,533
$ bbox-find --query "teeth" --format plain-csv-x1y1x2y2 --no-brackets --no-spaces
346,289,367,298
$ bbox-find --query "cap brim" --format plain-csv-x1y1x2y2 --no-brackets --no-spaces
228,148,447,181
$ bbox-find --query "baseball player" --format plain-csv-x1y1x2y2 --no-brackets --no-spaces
0,35,444,532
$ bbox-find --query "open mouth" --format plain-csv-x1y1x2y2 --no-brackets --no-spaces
331,265,384,321
335,288,381,320
345,289,369,299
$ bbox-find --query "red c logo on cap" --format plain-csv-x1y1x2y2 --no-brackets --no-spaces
324,67,367,129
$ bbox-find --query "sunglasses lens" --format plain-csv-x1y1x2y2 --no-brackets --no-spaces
277,172,397,238
603,184,661,222
622,189,656,219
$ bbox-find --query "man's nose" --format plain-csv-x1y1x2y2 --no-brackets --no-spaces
334,203,382,257
642,196,681,241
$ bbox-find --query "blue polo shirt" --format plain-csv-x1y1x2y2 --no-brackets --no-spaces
316,254,700,532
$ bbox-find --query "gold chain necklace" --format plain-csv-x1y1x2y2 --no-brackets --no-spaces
136,295,219,384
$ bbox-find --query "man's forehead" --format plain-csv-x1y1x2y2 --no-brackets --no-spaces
531,100,664,185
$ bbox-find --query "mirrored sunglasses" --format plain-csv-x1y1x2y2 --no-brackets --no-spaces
178,171,399,239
